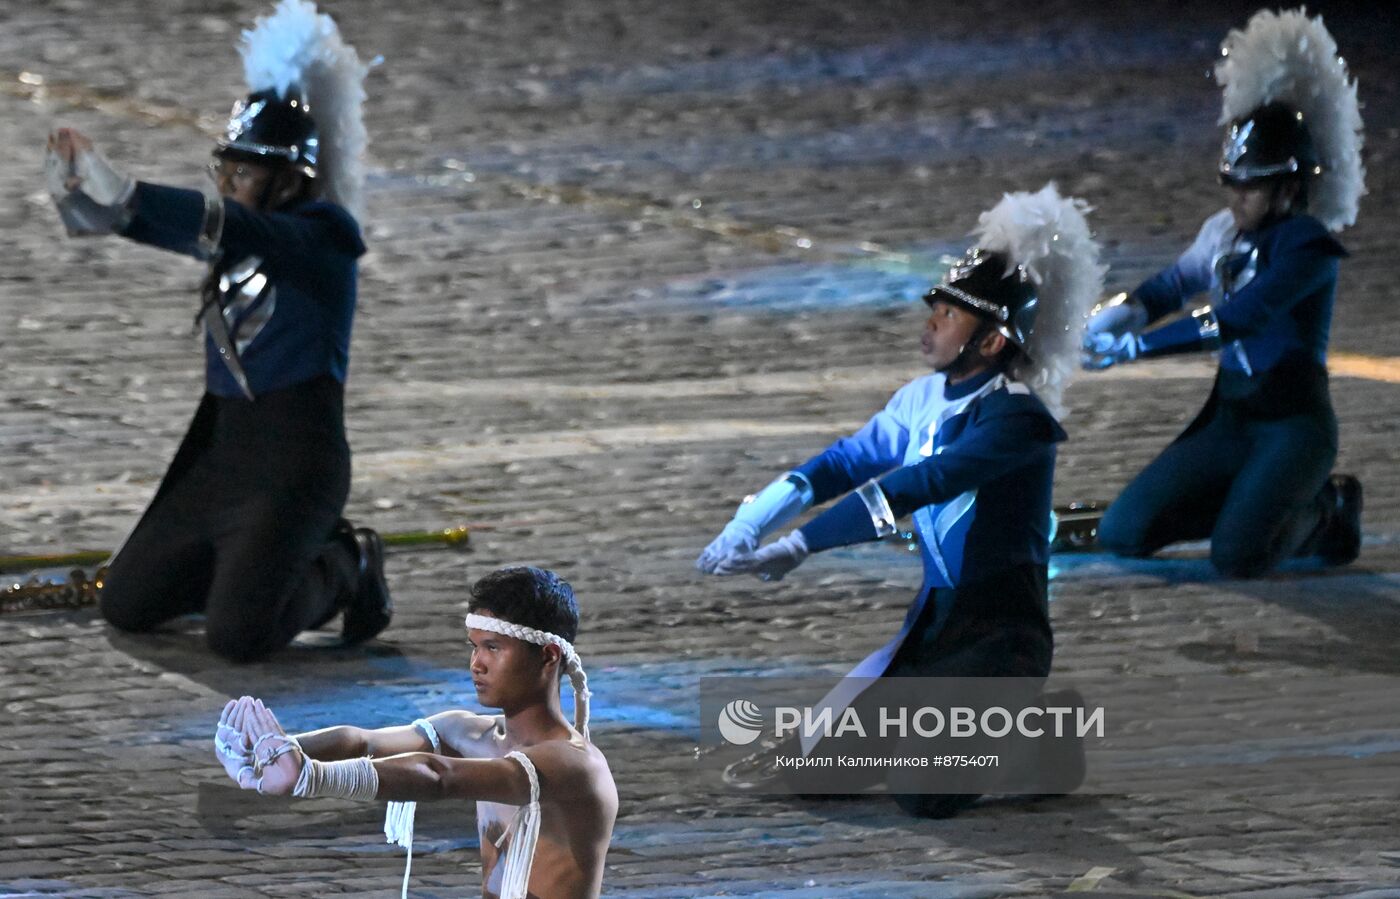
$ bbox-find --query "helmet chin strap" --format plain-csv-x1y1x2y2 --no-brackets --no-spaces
937,321,996,378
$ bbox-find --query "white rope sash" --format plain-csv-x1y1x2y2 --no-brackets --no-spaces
464,613,592,741
382,725,547,899
496,750,543,899
383,718,440,899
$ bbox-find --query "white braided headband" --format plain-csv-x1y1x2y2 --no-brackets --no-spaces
465,613,592,741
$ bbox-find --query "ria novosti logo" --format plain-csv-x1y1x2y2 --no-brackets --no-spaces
715,697,1103,744
716,699,765,745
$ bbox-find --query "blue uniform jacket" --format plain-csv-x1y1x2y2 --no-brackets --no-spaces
1134,210,1346,376
121,182,366,398
793,368,1065,592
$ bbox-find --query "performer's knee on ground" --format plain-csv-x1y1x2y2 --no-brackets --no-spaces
1095,508,1154,557
205,622,274,664
98,583,162,633
1209,541,1276,579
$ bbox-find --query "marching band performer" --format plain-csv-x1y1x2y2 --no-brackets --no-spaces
1082,8,1366,577
45,0,391,661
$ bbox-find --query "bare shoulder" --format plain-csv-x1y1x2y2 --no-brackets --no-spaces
516,736,616,804
425,710,505,758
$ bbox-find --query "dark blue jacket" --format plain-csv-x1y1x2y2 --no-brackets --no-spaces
122,183,366,398
1135,210,1346,376
794,368,1065,590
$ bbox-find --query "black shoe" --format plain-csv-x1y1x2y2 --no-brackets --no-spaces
1318,474,1362,566
342,526,393,644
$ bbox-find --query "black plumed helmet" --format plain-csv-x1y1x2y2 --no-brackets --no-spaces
1219,101,1321,185
216,89,319,178
924,247,1039,359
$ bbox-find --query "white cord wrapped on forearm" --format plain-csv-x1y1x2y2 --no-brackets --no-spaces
291,753,379,801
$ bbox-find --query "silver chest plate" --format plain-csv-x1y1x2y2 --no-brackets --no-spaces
214,255,277,354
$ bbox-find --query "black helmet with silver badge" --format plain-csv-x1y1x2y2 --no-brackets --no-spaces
924,247,1039,360
217,88,319,179
1219,100,1321,185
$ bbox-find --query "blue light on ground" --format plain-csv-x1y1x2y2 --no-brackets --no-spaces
656,249,956,313
162,656,849,746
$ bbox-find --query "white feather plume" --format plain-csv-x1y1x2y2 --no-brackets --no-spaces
239,0,370,219
971,183,1105,419
1215,7,1364,231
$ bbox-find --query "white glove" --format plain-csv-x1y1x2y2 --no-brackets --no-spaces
1080,331,1141,370
46,140,135,236
697,474,813,574
1085,293,1147,338
696,520,760,573
714,530,810,582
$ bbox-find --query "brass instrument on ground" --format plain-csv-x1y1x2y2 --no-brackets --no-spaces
3,567,107,615
0,525,471,615
1050,502,1107,553
889,502,1107,555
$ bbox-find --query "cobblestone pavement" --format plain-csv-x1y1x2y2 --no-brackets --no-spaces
3,0,1400,896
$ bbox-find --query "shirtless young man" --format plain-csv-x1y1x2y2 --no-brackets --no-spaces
216,566,617,898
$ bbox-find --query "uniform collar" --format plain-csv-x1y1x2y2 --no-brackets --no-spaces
943,366,1000,400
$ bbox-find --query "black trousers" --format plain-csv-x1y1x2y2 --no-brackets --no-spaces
887,565,1056,814
1099,380,1337,578
100,376,357,662
885,563,1053,681
797,565,1055,814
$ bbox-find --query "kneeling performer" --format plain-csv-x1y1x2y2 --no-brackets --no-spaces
45,0,391,660
698,184,1102,817
1081,9,1366,577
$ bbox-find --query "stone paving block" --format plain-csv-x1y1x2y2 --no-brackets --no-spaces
2,0,1399,896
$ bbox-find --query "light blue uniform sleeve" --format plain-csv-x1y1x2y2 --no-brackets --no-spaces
1133,208,1234,321
794,380,917,505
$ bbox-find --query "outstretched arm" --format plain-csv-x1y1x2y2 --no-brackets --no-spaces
1082,210,1235,369
372,752,533,805
233,699,589,807
121,183,352,265
375,737,596,805
803,408,1056,550
1088,220,1344,365
293,721,435,762
721,403,1059,580
1131,208,1234,322
698,383,915,574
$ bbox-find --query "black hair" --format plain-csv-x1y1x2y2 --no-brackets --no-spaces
467,566,580,645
